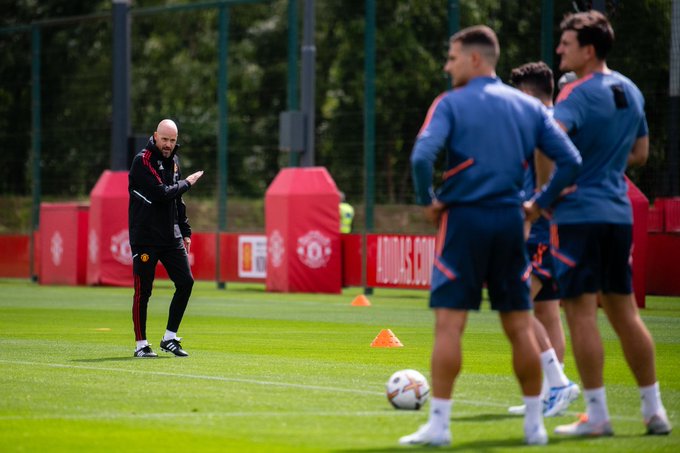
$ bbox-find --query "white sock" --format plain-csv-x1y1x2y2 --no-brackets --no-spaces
539,374,549,400
640,382,664,420
523,396,544,431
584,387,610,423
135,340,149,350
163,330,177,342
540,348,569,388
428,397,452,432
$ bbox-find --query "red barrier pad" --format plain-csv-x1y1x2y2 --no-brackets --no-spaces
0,235,30,278
627,178,648,308
187,233,216,281
647,233,680,296
341,234,362,287
87,171,132,286
648,200,665,233
265,167,341,293
663,197,680,233
39,203,89,285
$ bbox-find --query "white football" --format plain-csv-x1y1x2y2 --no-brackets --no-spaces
386,369,430,410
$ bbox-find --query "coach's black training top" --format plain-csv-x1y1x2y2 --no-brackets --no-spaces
128,137,192,247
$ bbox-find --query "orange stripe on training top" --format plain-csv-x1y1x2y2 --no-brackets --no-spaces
555,73,594,103
417,92,448,137
442,158,474,180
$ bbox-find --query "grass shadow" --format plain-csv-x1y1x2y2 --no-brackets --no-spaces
72,357,171,363
451,412,520,423
336,432,594,452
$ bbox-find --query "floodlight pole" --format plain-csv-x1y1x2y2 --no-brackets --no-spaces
287,0,300,167
362,0,376,295
669,0,680,196
216,5,230,289
29,24,42,282
540,0,553,68
446,0,459,89
448,0,460,37
300,0,315,167
111,0,131,171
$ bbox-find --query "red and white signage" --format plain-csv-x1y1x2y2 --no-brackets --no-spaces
238,235,267,279
366,234,435,289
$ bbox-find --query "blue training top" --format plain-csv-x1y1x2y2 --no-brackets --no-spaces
411,76,581,209
553,71,648,225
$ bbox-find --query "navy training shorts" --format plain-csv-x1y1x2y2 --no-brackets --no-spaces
551,223,633,298
430,205,532,312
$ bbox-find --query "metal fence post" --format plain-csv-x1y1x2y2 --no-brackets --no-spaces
216,4,230,289
29,24,42,282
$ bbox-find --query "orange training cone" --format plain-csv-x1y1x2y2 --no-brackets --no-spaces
370,329,404,348
351,295,372,306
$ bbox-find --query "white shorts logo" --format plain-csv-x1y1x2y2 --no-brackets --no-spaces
50,231,64,267
268,230,285,268
110,230,132,265
296,230,332,269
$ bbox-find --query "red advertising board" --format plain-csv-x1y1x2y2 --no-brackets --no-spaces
87,170,132,286
647,233,680,296
366,234,435,289
0,235,30,278
218,233,267,283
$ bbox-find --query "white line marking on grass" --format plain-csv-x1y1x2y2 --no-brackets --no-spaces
0,410,418,421
0,359,381,395
0,359,642,423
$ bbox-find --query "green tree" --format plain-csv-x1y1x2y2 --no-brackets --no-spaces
0,0,673,204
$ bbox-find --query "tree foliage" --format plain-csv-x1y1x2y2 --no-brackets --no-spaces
0,0,674,204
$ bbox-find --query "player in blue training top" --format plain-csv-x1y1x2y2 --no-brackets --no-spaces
400,25,581,448
527,10,671,437
507,61,580,418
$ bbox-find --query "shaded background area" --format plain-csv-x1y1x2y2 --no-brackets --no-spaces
0,0,675,234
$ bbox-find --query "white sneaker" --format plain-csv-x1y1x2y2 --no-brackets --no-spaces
508,404,526,415
399,422,451,447
645,409,672,435
525,424,548,445
555,414,613,437
543,381,581,417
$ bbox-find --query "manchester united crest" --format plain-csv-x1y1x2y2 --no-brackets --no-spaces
296,230,332,269
268,230,285,268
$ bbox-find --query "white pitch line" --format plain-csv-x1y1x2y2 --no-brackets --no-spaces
0,359,642,423
0,359,381,396
0,410,418,421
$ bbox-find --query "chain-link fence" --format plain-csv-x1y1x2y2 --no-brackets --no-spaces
1,0,676,233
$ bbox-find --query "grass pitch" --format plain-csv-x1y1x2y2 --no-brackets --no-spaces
0,279,678,452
